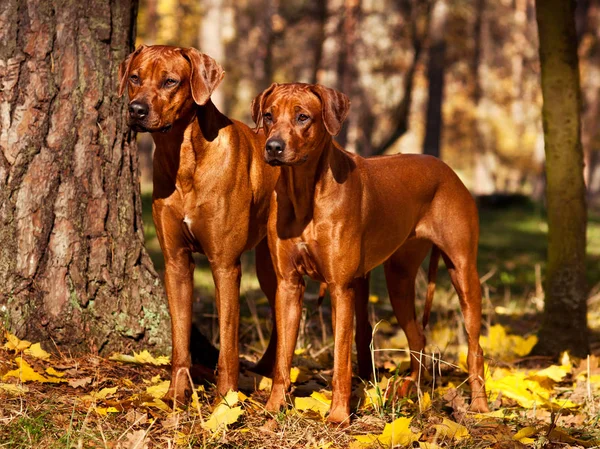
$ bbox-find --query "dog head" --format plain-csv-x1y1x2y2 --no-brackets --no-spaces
251,83,350,166
118,45,225,133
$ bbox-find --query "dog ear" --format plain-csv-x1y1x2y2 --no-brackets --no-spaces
251,83,278,129
310,85,351,136
118,45,146,97
181,48,225,106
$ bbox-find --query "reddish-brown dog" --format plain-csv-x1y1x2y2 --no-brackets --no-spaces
252,83,489,424
118,45,279,404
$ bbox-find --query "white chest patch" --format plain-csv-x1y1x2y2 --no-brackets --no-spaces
183,216,193,233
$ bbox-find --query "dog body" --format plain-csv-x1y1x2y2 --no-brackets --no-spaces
119,45,279,404
252,83,488,424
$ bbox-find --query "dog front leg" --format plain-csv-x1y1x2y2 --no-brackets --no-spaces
212,262,242,396
328,283,355,425
163,252,195,407
265,278,305,413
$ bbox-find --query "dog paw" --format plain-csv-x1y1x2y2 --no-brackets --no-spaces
327,406,350,427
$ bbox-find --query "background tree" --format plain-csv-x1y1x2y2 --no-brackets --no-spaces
533,0,589,357
0,0,170,355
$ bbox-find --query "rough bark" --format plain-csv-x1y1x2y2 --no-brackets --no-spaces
533,0,589,357
0,0,171,354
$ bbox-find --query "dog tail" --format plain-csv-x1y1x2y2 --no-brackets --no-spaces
317,283,327,307
422,245,441,329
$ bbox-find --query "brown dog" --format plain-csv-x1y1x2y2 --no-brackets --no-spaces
251,83,489,424
118,45,279,404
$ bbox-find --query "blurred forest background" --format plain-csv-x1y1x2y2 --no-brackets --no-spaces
132,0,600,354
135,0,600,199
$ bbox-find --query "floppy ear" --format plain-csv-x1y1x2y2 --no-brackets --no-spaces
181,48,225,105
251,83,278,129
118,44,146,97
309,85,351,136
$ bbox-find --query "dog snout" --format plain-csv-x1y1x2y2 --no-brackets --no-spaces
266,138,286,158
128,101,149,121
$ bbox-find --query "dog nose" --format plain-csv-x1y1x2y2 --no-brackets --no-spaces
128,101,149,120
266,138,285,157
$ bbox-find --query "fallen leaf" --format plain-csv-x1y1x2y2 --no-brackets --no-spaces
68,377,92,388
290,366,312,383
45,367,65,377
145,380,170,399
480,325,537,360
203,390,244,432
295,391,332,417
433,418,469,441
87,386,118,400
3,332,32,351
117,429,148,449
513,426,538,444
379,416,421,447
0,382,28,394
3,357,65,383
95,406,119,416
109,350,170,366
419,392,432,412
24,343,51,360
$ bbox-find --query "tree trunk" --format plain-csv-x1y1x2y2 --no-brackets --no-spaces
199,0,225,110
533,0,589,357
422,0,448,158
0,0,171,355
335,0,360,149
373,0,431,156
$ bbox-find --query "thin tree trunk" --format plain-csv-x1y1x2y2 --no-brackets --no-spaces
0,0,170,354
336,0,360,149
422,0,448,158
472,0,497,195
373,0,431,156
199,0,225,110
533,0,589,357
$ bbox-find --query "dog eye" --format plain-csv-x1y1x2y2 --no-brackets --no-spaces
298,114,309,123
263,112,273,123
129,74,140,84
164,78,179,88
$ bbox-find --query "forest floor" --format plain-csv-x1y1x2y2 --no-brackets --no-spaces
1,195,600,448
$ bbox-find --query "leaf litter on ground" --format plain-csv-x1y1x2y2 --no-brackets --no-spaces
1,323,600,448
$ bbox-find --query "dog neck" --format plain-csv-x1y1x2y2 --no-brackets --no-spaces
151,100,231,189
276,137,350,228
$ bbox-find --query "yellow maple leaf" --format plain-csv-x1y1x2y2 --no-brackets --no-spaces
24,343,51,360
146,380,170,399
3,332,32,351
433,418,469,441
3,357,64,383
379,416,421,447
295,391,332,417
203,390,244,432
